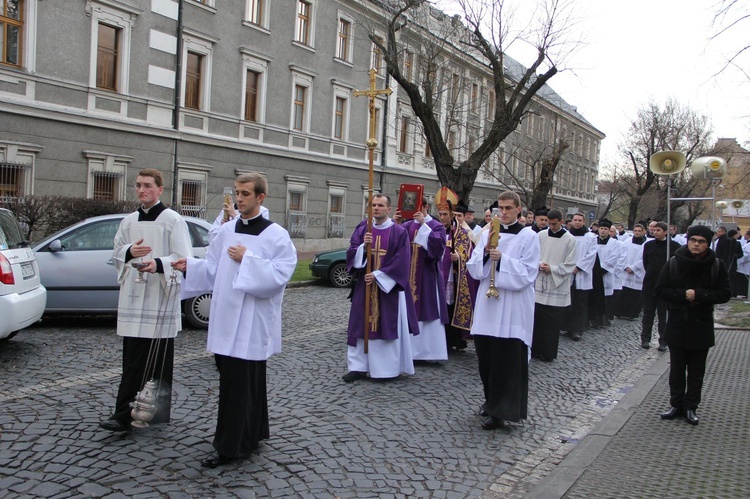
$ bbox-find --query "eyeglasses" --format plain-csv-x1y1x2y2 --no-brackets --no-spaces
688,238,708,245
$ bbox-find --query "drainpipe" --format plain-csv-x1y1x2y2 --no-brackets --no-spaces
171,0,185,206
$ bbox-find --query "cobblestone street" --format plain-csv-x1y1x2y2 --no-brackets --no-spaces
0,284,666,498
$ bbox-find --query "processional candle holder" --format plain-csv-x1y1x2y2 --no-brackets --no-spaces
486,210,501,299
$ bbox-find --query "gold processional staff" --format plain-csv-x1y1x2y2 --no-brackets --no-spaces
353,68,392,354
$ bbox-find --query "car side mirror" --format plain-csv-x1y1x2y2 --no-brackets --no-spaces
49,239,62,252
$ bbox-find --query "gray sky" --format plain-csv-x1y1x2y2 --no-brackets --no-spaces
442,0,750,166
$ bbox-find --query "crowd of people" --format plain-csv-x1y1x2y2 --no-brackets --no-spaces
341,192,740,431
98,173,742,466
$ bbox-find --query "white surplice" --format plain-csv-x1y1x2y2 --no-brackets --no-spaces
181,218,297,361
467,224,540,351
571,232,598,290
113,209,193,338
622,239,646,290
535,229,578,307
596,237,620,296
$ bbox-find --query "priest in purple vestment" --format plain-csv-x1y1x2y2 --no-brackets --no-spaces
402,201,449,361
343,194,419,382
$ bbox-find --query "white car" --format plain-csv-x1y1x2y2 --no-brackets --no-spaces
0,208,47,341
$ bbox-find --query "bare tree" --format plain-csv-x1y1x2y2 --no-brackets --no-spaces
367,0,580,202
710,0,750,81
617,99,714,227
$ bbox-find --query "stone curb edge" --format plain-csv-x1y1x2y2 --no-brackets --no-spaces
523,352,671,499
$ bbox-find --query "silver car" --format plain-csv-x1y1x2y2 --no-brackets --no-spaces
0,208,47,341
32,213,212,329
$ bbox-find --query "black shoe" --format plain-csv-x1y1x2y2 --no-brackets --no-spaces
657,344,668,352
641,341,651,349
479,407,488,417
685,409,699,425
481,416,506,430
201,453,239,468
660,407,683,420
99,419,131,432
342,371,368,383
571,333,582,341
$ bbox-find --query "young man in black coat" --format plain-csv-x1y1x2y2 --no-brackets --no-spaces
641,222,681,351
656,225,731,425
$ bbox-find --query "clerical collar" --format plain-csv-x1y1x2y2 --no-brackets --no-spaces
569,226,588,236
240,212,262,224
235,212,273,236
137,202,166,222
424,214,433,223
619,231,626,236
373,218,394,230
500,221,523,234
548,227,567,238
597,236,610,245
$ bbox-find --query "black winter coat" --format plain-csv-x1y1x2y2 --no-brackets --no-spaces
642,238,681,294
655,246,731,350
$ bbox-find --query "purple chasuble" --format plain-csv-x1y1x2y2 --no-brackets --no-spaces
402,218,449,323
346,220,419,347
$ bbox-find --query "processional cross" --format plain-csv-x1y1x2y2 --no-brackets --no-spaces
354,68,392,353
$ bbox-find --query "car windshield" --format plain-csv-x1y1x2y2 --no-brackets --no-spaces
0,210,24,250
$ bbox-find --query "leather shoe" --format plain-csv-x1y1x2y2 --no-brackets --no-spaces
685,409,699,425
658,344,668,352
571,333,582,341
201,453,239,468
641,341,651,349
342,371,368,383
99,419,131,432
481,416,506,430
660,407,683,420
479,407,488,417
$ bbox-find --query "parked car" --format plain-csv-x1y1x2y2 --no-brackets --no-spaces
0,208,47,341
309,248,353,288
32,213,212,329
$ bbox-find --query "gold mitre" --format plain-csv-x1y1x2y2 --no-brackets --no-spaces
435,186,458,212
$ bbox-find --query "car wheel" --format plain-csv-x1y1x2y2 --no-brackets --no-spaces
329,262,352,288
0,330,19,342
183,293,211,330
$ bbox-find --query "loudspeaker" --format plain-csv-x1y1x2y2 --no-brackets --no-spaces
716,200,729,210
732,200,745,209
649,151,687,175
689,156,726,179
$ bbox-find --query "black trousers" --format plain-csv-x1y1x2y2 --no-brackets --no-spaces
615,287,643,319
668,346,709,411
113,337,174,424
641,293,667,345
532,304,564,361
474,336,528,422
563,285,589,333
214,355,270,458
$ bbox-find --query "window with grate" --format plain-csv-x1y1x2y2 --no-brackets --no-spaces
0,162,26,200
92,172,119,201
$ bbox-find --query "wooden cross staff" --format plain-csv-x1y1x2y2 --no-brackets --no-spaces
353,68,392,354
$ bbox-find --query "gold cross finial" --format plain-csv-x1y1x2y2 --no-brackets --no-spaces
354,68,393,149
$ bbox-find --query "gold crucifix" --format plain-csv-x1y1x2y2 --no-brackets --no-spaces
354,68,392,353
354,68,393,151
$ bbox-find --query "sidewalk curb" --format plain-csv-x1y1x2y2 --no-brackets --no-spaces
287,279,317,289
524,352,671,499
